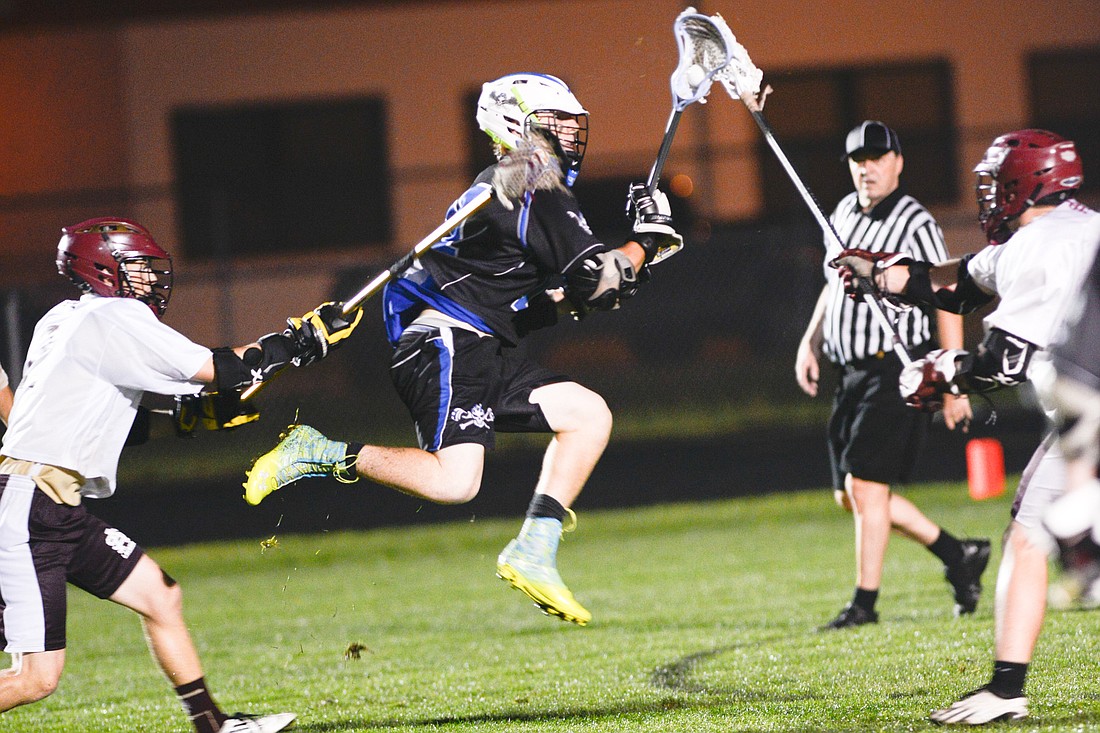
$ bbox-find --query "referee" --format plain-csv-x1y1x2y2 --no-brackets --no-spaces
795,120,987,628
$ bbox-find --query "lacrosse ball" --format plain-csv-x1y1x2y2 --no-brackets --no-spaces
686,64,706,87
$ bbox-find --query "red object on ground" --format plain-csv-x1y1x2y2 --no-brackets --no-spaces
967,438,1005,500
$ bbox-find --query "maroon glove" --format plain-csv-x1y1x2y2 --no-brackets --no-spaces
899,349,966,412
829,249,908,299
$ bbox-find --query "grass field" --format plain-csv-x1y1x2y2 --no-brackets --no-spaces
8,480,1100,732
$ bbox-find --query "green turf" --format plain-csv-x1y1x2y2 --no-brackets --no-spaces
7,481,1100,732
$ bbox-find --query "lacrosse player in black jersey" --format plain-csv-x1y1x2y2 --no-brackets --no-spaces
244,72,682,626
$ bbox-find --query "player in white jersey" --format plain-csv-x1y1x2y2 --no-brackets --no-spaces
0,362,11,425
1041,224,1100,606
0,218,359,732
834,129,1097,724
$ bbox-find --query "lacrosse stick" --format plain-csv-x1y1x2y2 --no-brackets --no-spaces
240,132,565,400
706,15,911,366
643,7,745,264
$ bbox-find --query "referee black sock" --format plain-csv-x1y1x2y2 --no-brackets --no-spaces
988,660,1028,698
175,677,227,733
526,494,566,522
853,587,879,613
928,529,965,567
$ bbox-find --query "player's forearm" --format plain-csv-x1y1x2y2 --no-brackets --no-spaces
800,285,829,351
879,257,993,314
879,258,959,295
189,343,260,384
936,310,965,351
617,241,648,271
0,386,12,426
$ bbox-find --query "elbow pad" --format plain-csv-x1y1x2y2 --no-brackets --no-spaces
903,255,995,314
211,334,299,391
955,327,1037,393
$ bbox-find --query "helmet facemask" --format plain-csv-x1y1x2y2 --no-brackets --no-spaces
118,255,173,317
974,143,1011,244
527,111,588,186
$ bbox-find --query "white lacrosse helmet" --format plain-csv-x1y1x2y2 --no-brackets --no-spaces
476,73,589,185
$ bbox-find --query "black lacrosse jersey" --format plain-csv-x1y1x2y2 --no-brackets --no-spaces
383,165,607,346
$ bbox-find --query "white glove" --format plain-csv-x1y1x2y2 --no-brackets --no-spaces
899,348,966,411
627,182,683,263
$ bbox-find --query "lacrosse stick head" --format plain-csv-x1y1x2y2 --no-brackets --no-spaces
476,73,589,186
669,8,740,110
703,15,765,110
490,129,568,210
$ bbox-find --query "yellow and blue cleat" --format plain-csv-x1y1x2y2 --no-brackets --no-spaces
243,423,356,505
496,515,591,625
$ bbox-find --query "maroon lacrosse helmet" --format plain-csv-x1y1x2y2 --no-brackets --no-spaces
973,129,1084,244
56,217,174,317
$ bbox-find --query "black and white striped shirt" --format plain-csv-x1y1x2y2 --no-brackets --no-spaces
822,188,949,365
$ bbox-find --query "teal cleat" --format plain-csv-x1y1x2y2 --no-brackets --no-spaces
496,515,591,626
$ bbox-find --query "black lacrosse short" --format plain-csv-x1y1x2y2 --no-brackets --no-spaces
390,324,568,452
0,474,145,652
827,352,931,491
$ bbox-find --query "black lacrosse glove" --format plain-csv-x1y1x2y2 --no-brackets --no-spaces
564,250,640,319
626,182,683,264
173,390,259,436
284,301,363,367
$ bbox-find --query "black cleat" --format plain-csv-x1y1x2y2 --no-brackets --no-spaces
820,602,878,630
945,538,991,615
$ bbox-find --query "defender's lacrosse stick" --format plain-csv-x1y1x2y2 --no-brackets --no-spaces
240,132,565,400
707,15,912,366
644,7,748,264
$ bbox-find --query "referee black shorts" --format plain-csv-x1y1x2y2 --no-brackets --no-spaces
827,352,932,491
390,324,568,452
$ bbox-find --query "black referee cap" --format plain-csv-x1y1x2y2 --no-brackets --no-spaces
844,120,902,159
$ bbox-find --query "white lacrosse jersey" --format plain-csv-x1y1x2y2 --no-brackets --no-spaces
967,199,1100,407
1,295,211,498
969,200,1100,349
0,361,7,391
